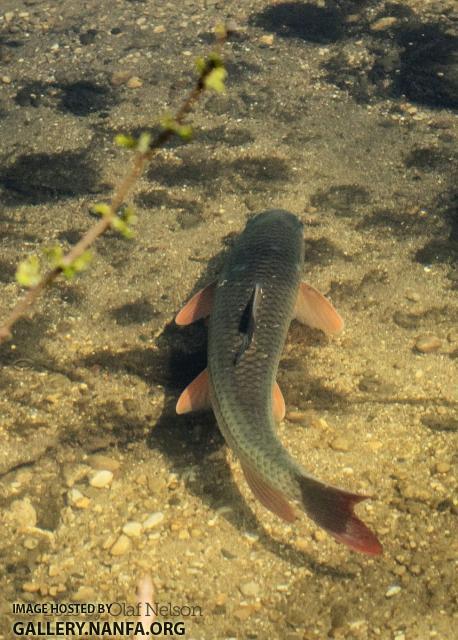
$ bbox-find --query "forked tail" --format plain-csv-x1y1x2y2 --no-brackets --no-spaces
297,474,382,555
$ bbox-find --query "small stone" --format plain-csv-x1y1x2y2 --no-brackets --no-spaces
111,71,131,86
89,470,113,488
178,529,190,540
414,334,442,353
143,512,164,529
214,593,227,606
122,521,143,537
295,537,309,552
239,581,260,598
4,12,15,22
7,498,37,529
153,25,166,33
314,530,327,542
22,581,40,593
110,534,131,556
285,410,307,423
330,437,350,452
127,76,143,89
23,537,38,550
68,488,90,509
233,605,255,621
370,17,398,32
259,34,274,46
63,464,90,487
136,17,147,25
405,289,420,302
435,462,450,474
88,455,120,472
48,564,61,577
1,76,12,84
385,585,402,598
447,329,458,343
74,586,96,601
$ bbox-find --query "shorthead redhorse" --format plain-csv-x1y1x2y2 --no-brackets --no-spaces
176,210,382,555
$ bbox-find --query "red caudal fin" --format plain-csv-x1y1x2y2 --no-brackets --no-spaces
176,369,211,414
175,282,216,326
272,382,286,422
297,474,382,555
294,282,344,335
241,461,296,523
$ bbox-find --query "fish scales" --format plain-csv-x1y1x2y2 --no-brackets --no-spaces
208,210,304,494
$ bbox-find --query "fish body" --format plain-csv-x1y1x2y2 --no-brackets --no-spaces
176,210,382,555
208,210,303,487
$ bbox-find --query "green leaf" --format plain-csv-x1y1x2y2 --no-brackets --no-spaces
115,134,137,149
204,66,227,93
16,255,42,288
112,205,137,239
160,116,193,141
61,250,93,280
43,245,64,268
137,132,151,154
92,202,112,217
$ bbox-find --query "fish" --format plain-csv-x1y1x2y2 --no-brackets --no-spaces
175,209,382,555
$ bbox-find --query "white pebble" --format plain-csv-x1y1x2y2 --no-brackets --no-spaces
110,534,131,556
143,512,164,529
239,581,260,598
122,521,143,537
385,585,402,598
89,470,113,488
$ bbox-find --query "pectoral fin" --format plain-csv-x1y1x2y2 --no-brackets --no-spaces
175,281,216,326
241,461,296,523
294,282,344,335
176,369,211,414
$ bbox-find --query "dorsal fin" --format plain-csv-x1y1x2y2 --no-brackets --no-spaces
234,284,262,365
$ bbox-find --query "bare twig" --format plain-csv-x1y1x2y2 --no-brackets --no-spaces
0,30,227,344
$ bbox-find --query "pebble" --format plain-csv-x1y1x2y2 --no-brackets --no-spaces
110,534,131,556
259,35,274,46
414,334,442,353
214,593,227,606
286,410,307,423
127,76,143,89
370,17,398,32
122,521,143,537
385,585,402,598
295,537,309,552
1,75,11,84
68,488,90,509
88,455,120,472
330,437,350,452
405,289,420,302
239,581,260,598
74,586,96,600
233,605,255,621
89,470,113,488
7,498,37,529
314,530,326,542
111,71,131,86
143,512,165,529
435,462,450,474
153,25,166,33
22,582,40,593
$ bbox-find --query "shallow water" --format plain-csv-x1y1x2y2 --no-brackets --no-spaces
0,1,457,639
